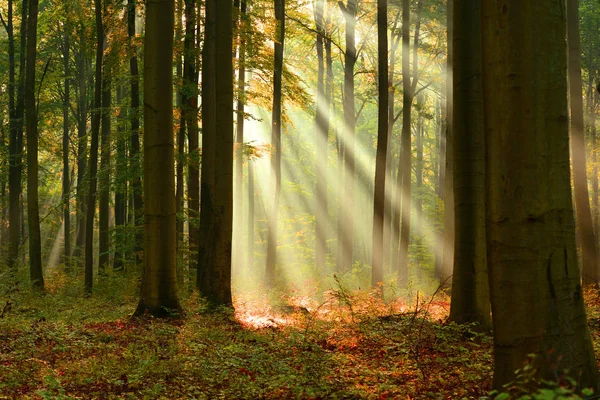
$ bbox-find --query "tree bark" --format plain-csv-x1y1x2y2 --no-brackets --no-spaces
7,0,27,273
372,0,388,290
337,0,357,273
114,85,127,271
482,0,599,389
199,0,234,306
266,0,285,283
448,0,490,330
62,17,71,270
85,0,104,295
128,0,143,266
99,29,111,274
183,0,199,273
567,0,598,284
25,0,43,289
136,0,182,316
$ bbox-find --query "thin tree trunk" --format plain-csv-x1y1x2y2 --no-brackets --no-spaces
235,0,247,274
314,0,329,273
128,0,143,265
266,0,285,283
175,0,184,256
113,85,127,271
85,0,103,295
440,0,454,287
247,158,255,272
99,32,111,273
567,0,598,284
183,0,200,273
337,0,357,273
7,0,26,273
372,0,388,289
73,26,88,266
198,0,217,291
62,19,71,269
25,0,43,289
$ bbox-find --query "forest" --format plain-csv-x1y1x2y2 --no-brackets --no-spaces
1,0,600,398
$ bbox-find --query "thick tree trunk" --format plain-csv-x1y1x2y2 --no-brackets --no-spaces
199,0,234,306
448,0,490,330
25,0,43,290
372,0,388,289
85,0,104,295
136,0,182,316
567,0,598,284
482,0,599,389
266,0,285,283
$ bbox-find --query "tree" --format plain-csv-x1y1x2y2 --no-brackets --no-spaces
61,13,71,270
25,0,43,289
128,0,143,265
199,0,234,307
567,0,599,284
448,0,490,329
371,0,388,289
7,0,27,273
135,0,181,316
183,0,199,273
481,0,600,388
84,0,104,295
266,0,285,283
337,0,357,273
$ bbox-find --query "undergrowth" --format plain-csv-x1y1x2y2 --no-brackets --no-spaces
0,268,597,399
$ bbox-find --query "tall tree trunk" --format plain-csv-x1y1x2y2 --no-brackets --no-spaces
395,0,413,285
266,0,285,283
235,0,248,274
25,0,43,289
183,0,199,273
175,0,184,256
135,0,182,316
314,0,328,273
384,12,401,271
99,31,111,273
448,0,490,330
198,0,216,291
337,0,357,272
7,0,26,272
440,0,454,287
567,0,598,284
73,26,88,266
372,0,388,289
128,0,143,265
482,0,599,389
199,0,234,306
62,19,71,270
85,0,104,295
113,85,127,271
415,100,423,217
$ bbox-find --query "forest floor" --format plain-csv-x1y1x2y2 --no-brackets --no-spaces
1,270,599,399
